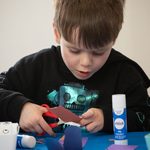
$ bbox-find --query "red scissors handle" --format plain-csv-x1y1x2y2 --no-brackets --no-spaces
41,104,58,128
42,104,58,118
37,104,60,136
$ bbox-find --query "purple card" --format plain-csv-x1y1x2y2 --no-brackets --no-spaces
107,144,138,150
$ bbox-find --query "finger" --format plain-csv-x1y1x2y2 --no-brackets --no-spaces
22,125,38,133
80,117,93,126
33,125,44,134
21,127,31,133
85,122,97,133
89,126,98,133
81,109,94,119
87,121,103,133
20,123,33,133
39,117,56,136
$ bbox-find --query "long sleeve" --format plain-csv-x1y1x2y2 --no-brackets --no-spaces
0,46,60,122
0,71,31,122
0,53,41,122
112,63,150,131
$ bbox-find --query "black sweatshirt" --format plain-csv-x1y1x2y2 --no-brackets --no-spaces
0,45,150,132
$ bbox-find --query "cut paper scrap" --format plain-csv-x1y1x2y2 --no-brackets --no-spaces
107,144,138,150
59,135,88,148
82,137,88,147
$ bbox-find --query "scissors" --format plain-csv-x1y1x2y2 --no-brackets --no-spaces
42,104,80,129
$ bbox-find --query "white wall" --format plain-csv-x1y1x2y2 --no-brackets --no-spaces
0,0,149,93
114,0,150,77
113,0,150,94
0,0,55,71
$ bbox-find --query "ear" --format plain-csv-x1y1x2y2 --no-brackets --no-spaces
53,23,61,44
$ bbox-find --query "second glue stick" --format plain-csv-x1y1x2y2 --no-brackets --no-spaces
17,134,36,148
112,94,128,145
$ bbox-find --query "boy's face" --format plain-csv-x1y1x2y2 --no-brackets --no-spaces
54,26,114,80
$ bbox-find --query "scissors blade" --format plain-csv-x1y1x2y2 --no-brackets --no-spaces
57,118,80,127
65,122,80,127
57,118,65,125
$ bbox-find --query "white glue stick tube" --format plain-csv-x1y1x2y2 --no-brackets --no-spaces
17,134,36,148
112,94,128,145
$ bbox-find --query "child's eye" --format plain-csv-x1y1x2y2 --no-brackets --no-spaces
70,48,80,54
92,51,105,56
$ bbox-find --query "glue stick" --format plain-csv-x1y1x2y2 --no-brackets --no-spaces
112,94,128,145
17,134,36,148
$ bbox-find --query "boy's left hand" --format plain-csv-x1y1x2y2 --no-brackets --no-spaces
80,108,104,133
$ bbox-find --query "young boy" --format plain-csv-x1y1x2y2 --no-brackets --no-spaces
0,0,150,136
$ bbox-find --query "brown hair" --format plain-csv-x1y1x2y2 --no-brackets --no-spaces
54,0,125,48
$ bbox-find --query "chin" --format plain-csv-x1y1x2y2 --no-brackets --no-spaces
75,74,93,80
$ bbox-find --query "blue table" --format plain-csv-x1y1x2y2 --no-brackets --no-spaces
17,131,149,150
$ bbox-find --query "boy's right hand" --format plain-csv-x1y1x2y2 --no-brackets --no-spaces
19,102,56,136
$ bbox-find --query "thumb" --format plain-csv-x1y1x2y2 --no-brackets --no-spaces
40,106,49,114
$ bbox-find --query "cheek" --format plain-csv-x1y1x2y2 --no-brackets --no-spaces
94,59,104,70
94,54,110,70
61,51,77,68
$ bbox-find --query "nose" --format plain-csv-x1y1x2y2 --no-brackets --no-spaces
80,53,92,67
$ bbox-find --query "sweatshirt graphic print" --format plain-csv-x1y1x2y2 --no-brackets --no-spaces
47,83,99,115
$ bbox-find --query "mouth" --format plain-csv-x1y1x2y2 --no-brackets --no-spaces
76,70,91,79
79,71,90,74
